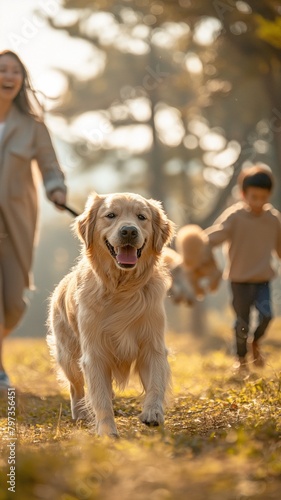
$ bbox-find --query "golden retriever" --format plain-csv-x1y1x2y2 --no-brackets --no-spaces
47,192,175,437
175,224,221,299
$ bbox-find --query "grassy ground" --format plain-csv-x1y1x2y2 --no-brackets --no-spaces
0,314,281,500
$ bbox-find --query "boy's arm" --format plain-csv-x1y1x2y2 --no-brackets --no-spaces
205,211,233,248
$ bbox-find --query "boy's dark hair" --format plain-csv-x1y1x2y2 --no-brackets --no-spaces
238,165,274,193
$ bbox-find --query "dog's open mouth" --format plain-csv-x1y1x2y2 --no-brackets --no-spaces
105,240,146,268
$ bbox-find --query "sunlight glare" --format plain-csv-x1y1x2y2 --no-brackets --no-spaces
188,118,209,137
163,22,190,38
203,141,241,169
35,70,68,101
44,36,105,80
152,22,190,48
81,12,118,37
155,106,185,147
184,53,203,74
126,98,151,121
256,120,270,136
151,29,175,49
109,102,130,121
183,135,199,150
131,24,151,39
115,36,149,54
203,167,232,187
44,116,72,148
52,8,81,27
70,111,113,148
230,22,248,35
105,125,152,153
254,140,269,154
120,7,141,25
236,1,252,13
193,17,222,46
199,131,226,151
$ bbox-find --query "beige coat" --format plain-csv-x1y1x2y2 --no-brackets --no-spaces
0,105,66,287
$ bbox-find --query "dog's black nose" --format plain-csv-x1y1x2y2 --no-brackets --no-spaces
120,226,138,240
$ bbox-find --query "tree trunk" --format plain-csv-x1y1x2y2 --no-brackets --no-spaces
146,47,166,203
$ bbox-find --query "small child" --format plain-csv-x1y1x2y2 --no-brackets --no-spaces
205,165,281,375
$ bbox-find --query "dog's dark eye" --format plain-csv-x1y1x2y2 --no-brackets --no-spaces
137,214,146,221
106,213,116,219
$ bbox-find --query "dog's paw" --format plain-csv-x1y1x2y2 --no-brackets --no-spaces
96,418,119,438
139,407,164,427
71,402,89,421
108,432,120,439
72,410,88,421
72,415,88,423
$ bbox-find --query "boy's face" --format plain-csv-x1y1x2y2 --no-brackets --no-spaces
242,187,271,215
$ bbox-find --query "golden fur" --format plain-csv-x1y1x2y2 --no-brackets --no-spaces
47,192,175,437
176,224,221,299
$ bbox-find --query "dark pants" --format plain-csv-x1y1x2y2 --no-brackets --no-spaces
230,282,273,358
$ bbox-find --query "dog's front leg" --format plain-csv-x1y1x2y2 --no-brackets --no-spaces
137,348,171,427
81,354,118,437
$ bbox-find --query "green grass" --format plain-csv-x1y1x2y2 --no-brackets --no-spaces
1,316,281,499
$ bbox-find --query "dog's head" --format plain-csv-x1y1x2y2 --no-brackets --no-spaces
75,192,175,271
176,224,207,270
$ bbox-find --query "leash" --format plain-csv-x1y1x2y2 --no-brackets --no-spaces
55,203,80,217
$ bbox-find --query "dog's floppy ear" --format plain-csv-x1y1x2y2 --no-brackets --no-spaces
74,192,103,249
148,198,175,253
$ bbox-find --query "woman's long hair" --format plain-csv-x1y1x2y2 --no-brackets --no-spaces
0,50,43,119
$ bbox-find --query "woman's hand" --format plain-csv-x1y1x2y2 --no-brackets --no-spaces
49,190,67,210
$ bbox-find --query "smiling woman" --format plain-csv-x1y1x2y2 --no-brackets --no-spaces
0,50,40,116
0,50,67,389
0,58,22,97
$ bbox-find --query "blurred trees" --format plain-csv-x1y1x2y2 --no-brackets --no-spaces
43,0,281,226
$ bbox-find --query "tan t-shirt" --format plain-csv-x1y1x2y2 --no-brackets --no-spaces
206,202,281,282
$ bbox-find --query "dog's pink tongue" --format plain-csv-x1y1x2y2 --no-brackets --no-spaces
117,246,138,265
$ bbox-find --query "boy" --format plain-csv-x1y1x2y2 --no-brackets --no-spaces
205,165,281,375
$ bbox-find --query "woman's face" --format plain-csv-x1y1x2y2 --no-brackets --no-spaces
0,54,24,103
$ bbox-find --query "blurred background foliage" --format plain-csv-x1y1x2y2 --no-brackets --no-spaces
40,0,281,227
14,0,281,336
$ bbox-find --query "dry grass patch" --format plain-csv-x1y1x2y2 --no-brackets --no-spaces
1,317,281,499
